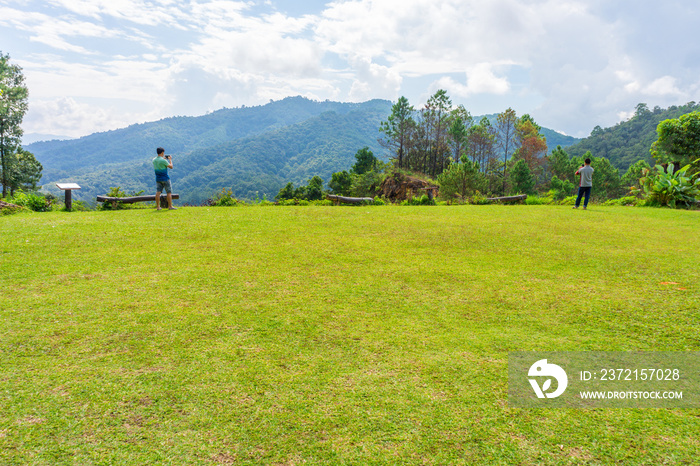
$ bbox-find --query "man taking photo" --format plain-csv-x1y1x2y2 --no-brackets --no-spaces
153,147,175,210
574,158,594,210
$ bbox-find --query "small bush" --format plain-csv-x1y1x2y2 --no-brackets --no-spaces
603,196,639,207
467,192,490,205
559,196,577,206
373,196,386,206
212,189,244,206
100,187,128,210
400,194,435,206
525,196,547,205
10,191,52,212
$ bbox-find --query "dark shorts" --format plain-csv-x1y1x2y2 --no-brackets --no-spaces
156,180,172,194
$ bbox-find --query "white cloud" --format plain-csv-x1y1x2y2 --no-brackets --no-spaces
5,0,699,139
643,76,682,97
23,97,145,137
436,64,511,98
347,56,402,101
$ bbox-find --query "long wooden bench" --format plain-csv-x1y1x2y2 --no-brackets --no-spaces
485,194,527,202
96,194,179,209
326,194,374,205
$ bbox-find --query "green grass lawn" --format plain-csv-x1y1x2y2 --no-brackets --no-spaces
1,205,699,465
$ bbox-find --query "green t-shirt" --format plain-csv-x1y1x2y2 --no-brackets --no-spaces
153,156,170,181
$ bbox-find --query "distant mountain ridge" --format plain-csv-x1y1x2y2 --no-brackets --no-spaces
30,98,394,203
565,102,700,172
28,96,580,204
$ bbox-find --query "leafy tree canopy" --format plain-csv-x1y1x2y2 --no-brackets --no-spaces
651,110,700,176
0,51,29,197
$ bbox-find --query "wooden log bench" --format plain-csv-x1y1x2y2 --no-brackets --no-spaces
326,194,374,205
485,194,527,203
96,194,179,209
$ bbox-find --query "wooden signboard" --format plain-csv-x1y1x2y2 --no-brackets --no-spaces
56,183,81,210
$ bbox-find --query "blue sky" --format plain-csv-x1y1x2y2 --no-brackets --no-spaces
2,0,699,140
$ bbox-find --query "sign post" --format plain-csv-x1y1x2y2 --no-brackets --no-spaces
56,183,81,211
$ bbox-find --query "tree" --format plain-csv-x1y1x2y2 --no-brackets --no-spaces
379,97,415,169
495,108,519,194
651,111,700,176
328,170,352,195
621,159,651,189
635,103,651,118
509,159,535,195
513,114,547,184
0,52,29,198
436,160,486,201
304,175,324,200
549,175,575,200
466,117,496,170
447,105,472,163
547,145,575,184
9,148,42,194
351,147,378,175
275,182,296,201
422,90,452,176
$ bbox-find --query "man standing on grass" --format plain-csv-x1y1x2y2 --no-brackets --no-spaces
574,158,594,210
153,147,176,210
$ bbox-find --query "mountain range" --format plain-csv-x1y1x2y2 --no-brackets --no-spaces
28,96,580,204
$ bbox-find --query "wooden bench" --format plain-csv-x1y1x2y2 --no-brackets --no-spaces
485,194,527,202
96,194,179,209
326,194,374,205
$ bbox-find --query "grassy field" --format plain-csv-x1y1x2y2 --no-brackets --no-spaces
1,205,699,465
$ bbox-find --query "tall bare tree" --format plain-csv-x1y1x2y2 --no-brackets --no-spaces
422,90,452,177
379,96,415,169
495,108,518,194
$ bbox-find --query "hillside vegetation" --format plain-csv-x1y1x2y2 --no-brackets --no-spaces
566,102,700,171
28,97,579,204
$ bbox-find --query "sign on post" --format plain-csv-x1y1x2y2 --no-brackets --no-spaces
56,183,81,211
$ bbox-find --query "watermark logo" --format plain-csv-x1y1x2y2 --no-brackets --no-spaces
528,359,568,398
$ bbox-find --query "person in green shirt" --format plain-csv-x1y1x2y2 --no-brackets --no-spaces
153,147,175,210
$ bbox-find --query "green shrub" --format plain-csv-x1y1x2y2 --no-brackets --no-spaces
402,194,435,206
634,164,700,208
467,192,490,205
372,197,386,206
525,196,547,205
212,188,244,206
100,187,127,210
549,176,575,200
9,191,52,212
437,160,486,200
603,196,639,207
560,196,576,206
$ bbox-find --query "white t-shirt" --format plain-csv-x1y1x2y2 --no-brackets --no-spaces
577,165,594,187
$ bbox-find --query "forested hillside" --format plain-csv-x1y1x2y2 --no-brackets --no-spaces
566,102,700,171
29,95,583,204
29,96,379,176
38,100,391,203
